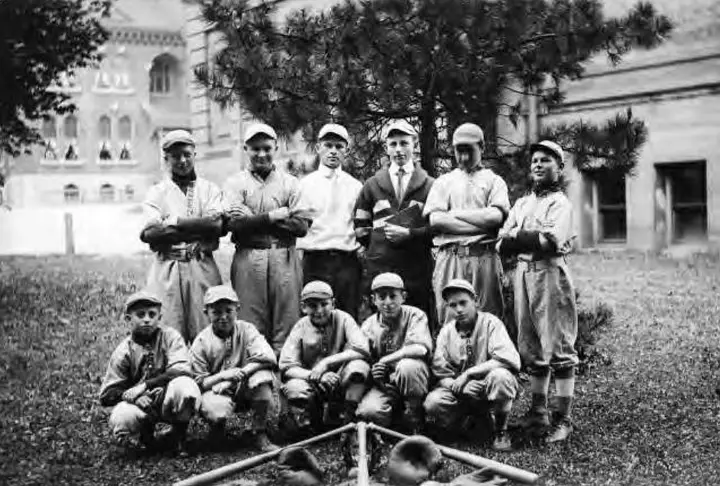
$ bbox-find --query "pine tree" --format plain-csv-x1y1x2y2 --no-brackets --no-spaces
197,0,672,186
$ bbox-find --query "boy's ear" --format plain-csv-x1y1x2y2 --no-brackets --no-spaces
124,314,132,323
203,307,208,316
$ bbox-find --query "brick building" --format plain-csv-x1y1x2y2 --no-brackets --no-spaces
5,0,191,208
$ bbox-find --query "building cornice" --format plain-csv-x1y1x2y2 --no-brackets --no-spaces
109,27,185,47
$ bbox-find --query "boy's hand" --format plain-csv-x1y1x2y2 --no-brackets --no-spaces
122,383,147,403
318,371,340,393
450,373,470,395
212,381,234,395
135,395,154,411
309,360,329,382
371,362,389,383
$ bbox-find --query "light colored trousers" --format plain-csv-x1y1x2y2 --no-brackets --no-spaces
433,249,505,324
356,359,429,426
281,359,370,405
423,368,517,429
199,370,275,429
145,256,222,343
231,247,302,353
515,259,579,376
108,376,201,439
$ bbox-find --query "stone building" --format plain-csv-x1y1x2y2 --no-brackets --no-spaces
185,0,719,251
5,0,191,208
542,0,720,251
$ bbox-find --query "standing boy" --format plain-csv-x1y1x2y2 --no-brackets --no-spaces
354,120,436,331
99,291,200,452
224,123,311,353
190,286,279,452
496,140,577,443
424,279,519,452
141,129,224,343
297,123,363,319
279,281,370,432
356,273,432,433
424,123,509,324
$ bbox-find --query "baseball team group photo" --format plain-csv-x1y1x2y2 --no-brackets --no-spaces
2,0,720,485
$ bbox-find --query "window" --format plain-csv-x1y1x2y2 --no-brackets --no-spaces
64,184,80,203
42,117,57,139
658,162,707,243
124,184,135,201
99,115,112,140
118,116,132,141
99,141,113,161
149,55,175,94
63,115,78,139
100,183,115,202
595,171,627,242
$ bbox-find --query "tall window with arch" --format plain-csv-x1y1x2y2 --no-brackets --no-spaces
98,115,113,161
42,117,58,160
99,183,115,203
63,115,79,160
118,115,133,160
63,184,80,203
149,55,176,95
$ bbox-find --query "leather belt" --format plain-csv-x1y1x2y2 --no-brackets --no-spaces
236,240,294,250
438,241,496,257
159,247,209,262
517,255,565,271
303,249,356,257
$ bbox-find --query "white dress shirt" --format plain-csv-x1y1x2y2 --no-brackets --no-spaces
296,164,362,251
389,161,415,201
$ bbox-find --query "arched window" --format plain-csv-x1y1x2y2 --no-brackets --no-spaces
99,183,115,202
42,117,57,139
63,115,78,139
98,115,112,140
64,184,80,203
118,116,132,141
149,55,177,94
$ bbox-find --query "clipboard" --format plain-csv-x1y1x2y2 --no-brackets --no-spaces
383,204,424,229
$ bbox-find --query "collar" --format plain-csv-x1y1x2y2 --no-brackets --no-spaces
250,165,276,181
212,323,236,341
389,162,415,176
454,314,478,338
318,164,342,179
532,178,563,197
171,168,197,187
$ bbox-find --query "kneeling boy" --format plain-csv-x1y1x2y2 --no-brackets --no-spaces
190,286,279,452
279,281,370,431
99,291,200,451
424,279,519,451
356,273,432,433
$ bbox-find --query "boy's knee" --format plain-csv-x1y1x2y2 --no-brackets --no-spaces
109,402,147,437
250,383,274,406
200,392,234,423
486,368,518,401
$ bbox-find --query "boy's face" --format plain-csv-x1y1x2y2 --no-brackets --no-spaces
444,290,477,326
317,135,348,170
454,143,483,171
385,134,414,167
125,303,162,330
530,149,561,184
302,298,334,327
205,300,238,336
245,135,277,174
164,143,195,177
372,288,405,319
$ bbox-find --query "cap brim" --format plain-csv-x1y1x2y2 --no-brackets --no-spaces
319,131,349,142
441,285,476,299
530,143,562,162
205,297,238,305
301,293,333,301
453,136,481,145
163,139,195,150
371,285,404,291
126,298,162,309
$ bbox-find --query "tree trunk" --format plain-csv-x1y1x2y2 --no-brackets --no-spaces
419,99,437,177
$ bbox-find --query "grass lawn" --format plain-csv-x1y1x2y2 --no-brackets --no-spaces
1,251,719,486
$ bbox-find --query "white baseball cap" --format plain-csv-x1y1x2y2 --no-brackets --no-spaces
371,272,405,291
244,123,278,144
383,120,417,139
530,140,565,166
318,123,350,143
161,130,195,150
203,285,240,306
452,123,484,146
301,281,334,301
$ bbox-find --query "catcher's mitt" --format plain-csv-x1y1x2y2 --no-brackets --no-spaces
277,447,324,486
387,435,443,486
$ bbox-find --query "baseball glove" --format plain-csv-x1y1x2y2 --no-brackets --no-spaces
387,435,444,486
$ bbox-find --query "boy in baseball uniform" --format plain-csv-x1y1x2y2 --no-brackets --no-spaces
424,279,519,452
496,140,578,443
356,273,432,433
190,286,279,452
279,281,370,433
141,130,223,343
99,291,200,452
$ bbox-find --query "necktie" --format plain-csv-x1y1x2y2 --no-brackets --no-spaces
396,166,406,202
